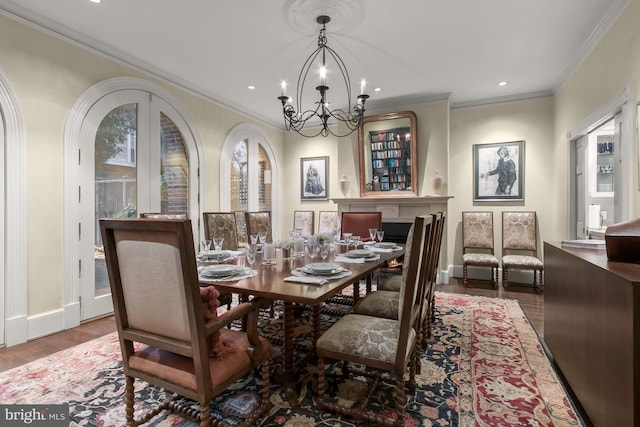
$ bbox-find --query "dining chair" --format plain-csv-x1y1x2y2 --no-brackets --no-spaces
462,211,499,289
234,211,248,248
139,212,188,219
316,215,428,427
422,211,446,346
340,211,382,242
99,218,272,427
244,211,272,244
501,211,544,292
317,211,340,236
293,210,314,238
202,212,239,250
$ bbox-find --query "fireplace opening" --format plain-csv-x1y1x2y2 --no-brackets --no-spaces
380,222,412,278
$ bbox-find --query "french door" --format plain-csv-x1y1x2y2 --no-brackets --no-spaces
75,90,198,320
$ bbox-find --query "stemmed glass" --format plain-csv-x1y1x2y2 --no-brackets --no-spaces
201,239,212,253
376,230,385,244
245,244,256,269
342,232,352,254
320,242,329,262
213,237,224,252
351,235,361,250
258,232,267,253
368,228,377,243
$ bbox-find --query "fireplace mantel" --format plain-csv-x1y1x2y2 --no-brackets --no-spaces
330,195,453,223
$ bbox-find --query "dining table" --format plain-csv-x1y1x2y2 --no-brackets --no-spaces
197,243,405,404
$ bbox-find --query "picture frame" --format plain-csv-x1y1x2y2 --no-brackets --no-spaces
301,156,329,200
473,140,524,201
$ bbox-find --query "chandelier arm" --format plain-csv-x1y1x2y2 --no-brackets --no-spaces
324,45,355,107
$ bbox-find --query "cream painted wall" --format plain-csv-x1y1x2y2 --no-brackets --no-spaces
554,0,640,234
448,97,555,267
0,14,282,318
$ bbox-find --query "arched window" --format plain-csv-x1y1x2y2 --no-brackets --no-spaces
221,124,279,240
65,78,203,321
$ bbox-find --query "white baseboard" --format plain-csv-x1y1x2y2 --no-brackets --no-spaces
4,314,28,346
27,309,64,341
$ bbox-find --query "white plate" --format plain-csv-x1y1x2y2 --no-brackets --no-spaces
346,249,375,258
375,242,396,249
200,265,242,277
200,250,230,261
305,262,341,274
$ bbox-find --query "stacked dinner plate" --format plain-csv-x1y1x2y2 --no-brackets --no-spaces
345,249,376,259
200,264,246,279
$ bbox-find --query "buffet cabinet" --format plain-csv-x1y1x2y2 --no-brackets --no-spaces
544,242,640,426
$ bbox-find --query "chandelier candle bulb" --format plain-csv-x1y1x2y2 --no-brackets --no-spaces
281,81,286,97
360,79,366,95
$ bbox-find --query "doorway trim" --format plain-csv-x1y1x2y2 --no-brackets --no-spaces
0,72,28,346
566,84,634,238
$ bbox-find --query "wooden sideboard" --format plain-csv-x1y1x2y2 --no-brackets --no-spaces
544,241,640,426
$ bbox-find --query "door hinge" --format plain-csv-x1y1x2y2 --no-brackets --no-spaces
78,259,82,278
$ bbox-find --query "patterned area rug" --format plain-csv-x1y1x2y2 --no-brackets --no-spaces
0,292,584,426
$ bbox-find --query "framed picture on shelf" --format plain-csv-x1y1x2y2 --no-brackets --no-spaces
473,140,524,201
300,156,329,200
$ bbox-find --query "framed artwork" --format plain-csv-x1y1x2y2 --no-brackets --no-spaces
473,140,524,201
301,156,329,200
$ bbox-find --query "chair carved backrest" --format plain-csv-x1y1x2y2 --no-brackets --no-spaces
99,218,271,426
502,211,538,255
462,211,495,253
340,211,382,241
140,212,188,219
293,210,314,238
234,211,247,247
245,211,273,243
202,212,238,250
318,211,340,235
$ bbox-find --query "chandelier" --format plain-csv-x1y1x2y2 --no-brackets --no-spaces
277,15,369,138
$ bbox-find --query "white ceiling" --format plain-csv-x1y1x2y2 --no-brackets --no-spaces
0,0,629,130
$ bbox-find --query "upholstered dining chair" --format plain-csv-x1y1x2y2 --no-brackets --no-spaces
340,211,382,242
234,211,247,248
140,212,188,219
293,210,314,238
244,211,272,244
317,210,340,236
501,211,544,292
99,218,272,427
202,212,239,250
462,211,499,289
316,215,427,427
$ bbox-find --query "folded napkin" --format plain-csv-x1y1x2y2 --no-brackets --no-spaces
284,276,328,285
334,255,366,264
368,247,393,253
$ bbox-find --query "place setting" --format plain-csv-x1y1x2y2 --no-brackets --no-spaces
285,262,352,285
197,237,243,263
199,264,256,282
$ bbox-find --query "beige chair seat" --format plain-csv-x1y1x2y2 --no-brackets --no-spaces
463,252,500,266
502,254,543,269
377,275,402,291
352,290,400,319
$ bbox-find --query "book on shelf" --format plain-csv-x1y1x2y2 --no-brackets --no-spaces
560,239,606,249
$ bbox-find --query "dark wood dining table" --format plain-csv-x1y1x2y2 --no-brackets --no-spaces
198,245,404,403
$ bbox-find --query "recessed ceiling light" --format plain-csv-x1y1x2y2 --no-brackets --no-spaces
498,81,508,86
374,87,382,92
90,0,101,3
247,85,256,90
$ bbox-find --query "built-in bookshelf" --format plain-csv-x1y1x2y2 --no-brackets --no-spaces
368,127,411,191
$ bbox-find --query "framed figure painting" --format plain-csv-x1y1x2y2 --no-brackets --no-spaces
473,140,524,201
301,156,329,200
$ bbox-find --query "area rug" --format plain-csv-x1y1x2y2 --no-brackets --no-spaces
0,292,584,426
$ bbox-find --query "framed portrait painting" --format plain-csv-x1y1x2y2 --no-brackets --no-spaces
473,140,524,201
301,156,329,200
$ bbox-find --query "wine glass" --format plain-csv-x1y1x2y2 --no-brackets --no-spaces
258,231,267,253
342,232,352,254
213,237,224,252
376,230,385,244
201,239,212,253
320,242,329,262
245,244,256,269
368,228,377,243
351,235,361,250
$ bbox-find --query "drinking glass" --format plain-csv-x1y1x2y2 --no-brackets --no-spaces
351,235,361,250
213,237,224,252
201,239,212,253
262,243,276,265
376,230,385,243
343,232,352,252
245,244,256,268
368,228,377,243
258,231,267,252
320,243,329,262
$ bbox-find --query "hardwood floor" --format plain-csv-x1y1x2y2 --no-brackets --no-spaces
0,278,544,373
